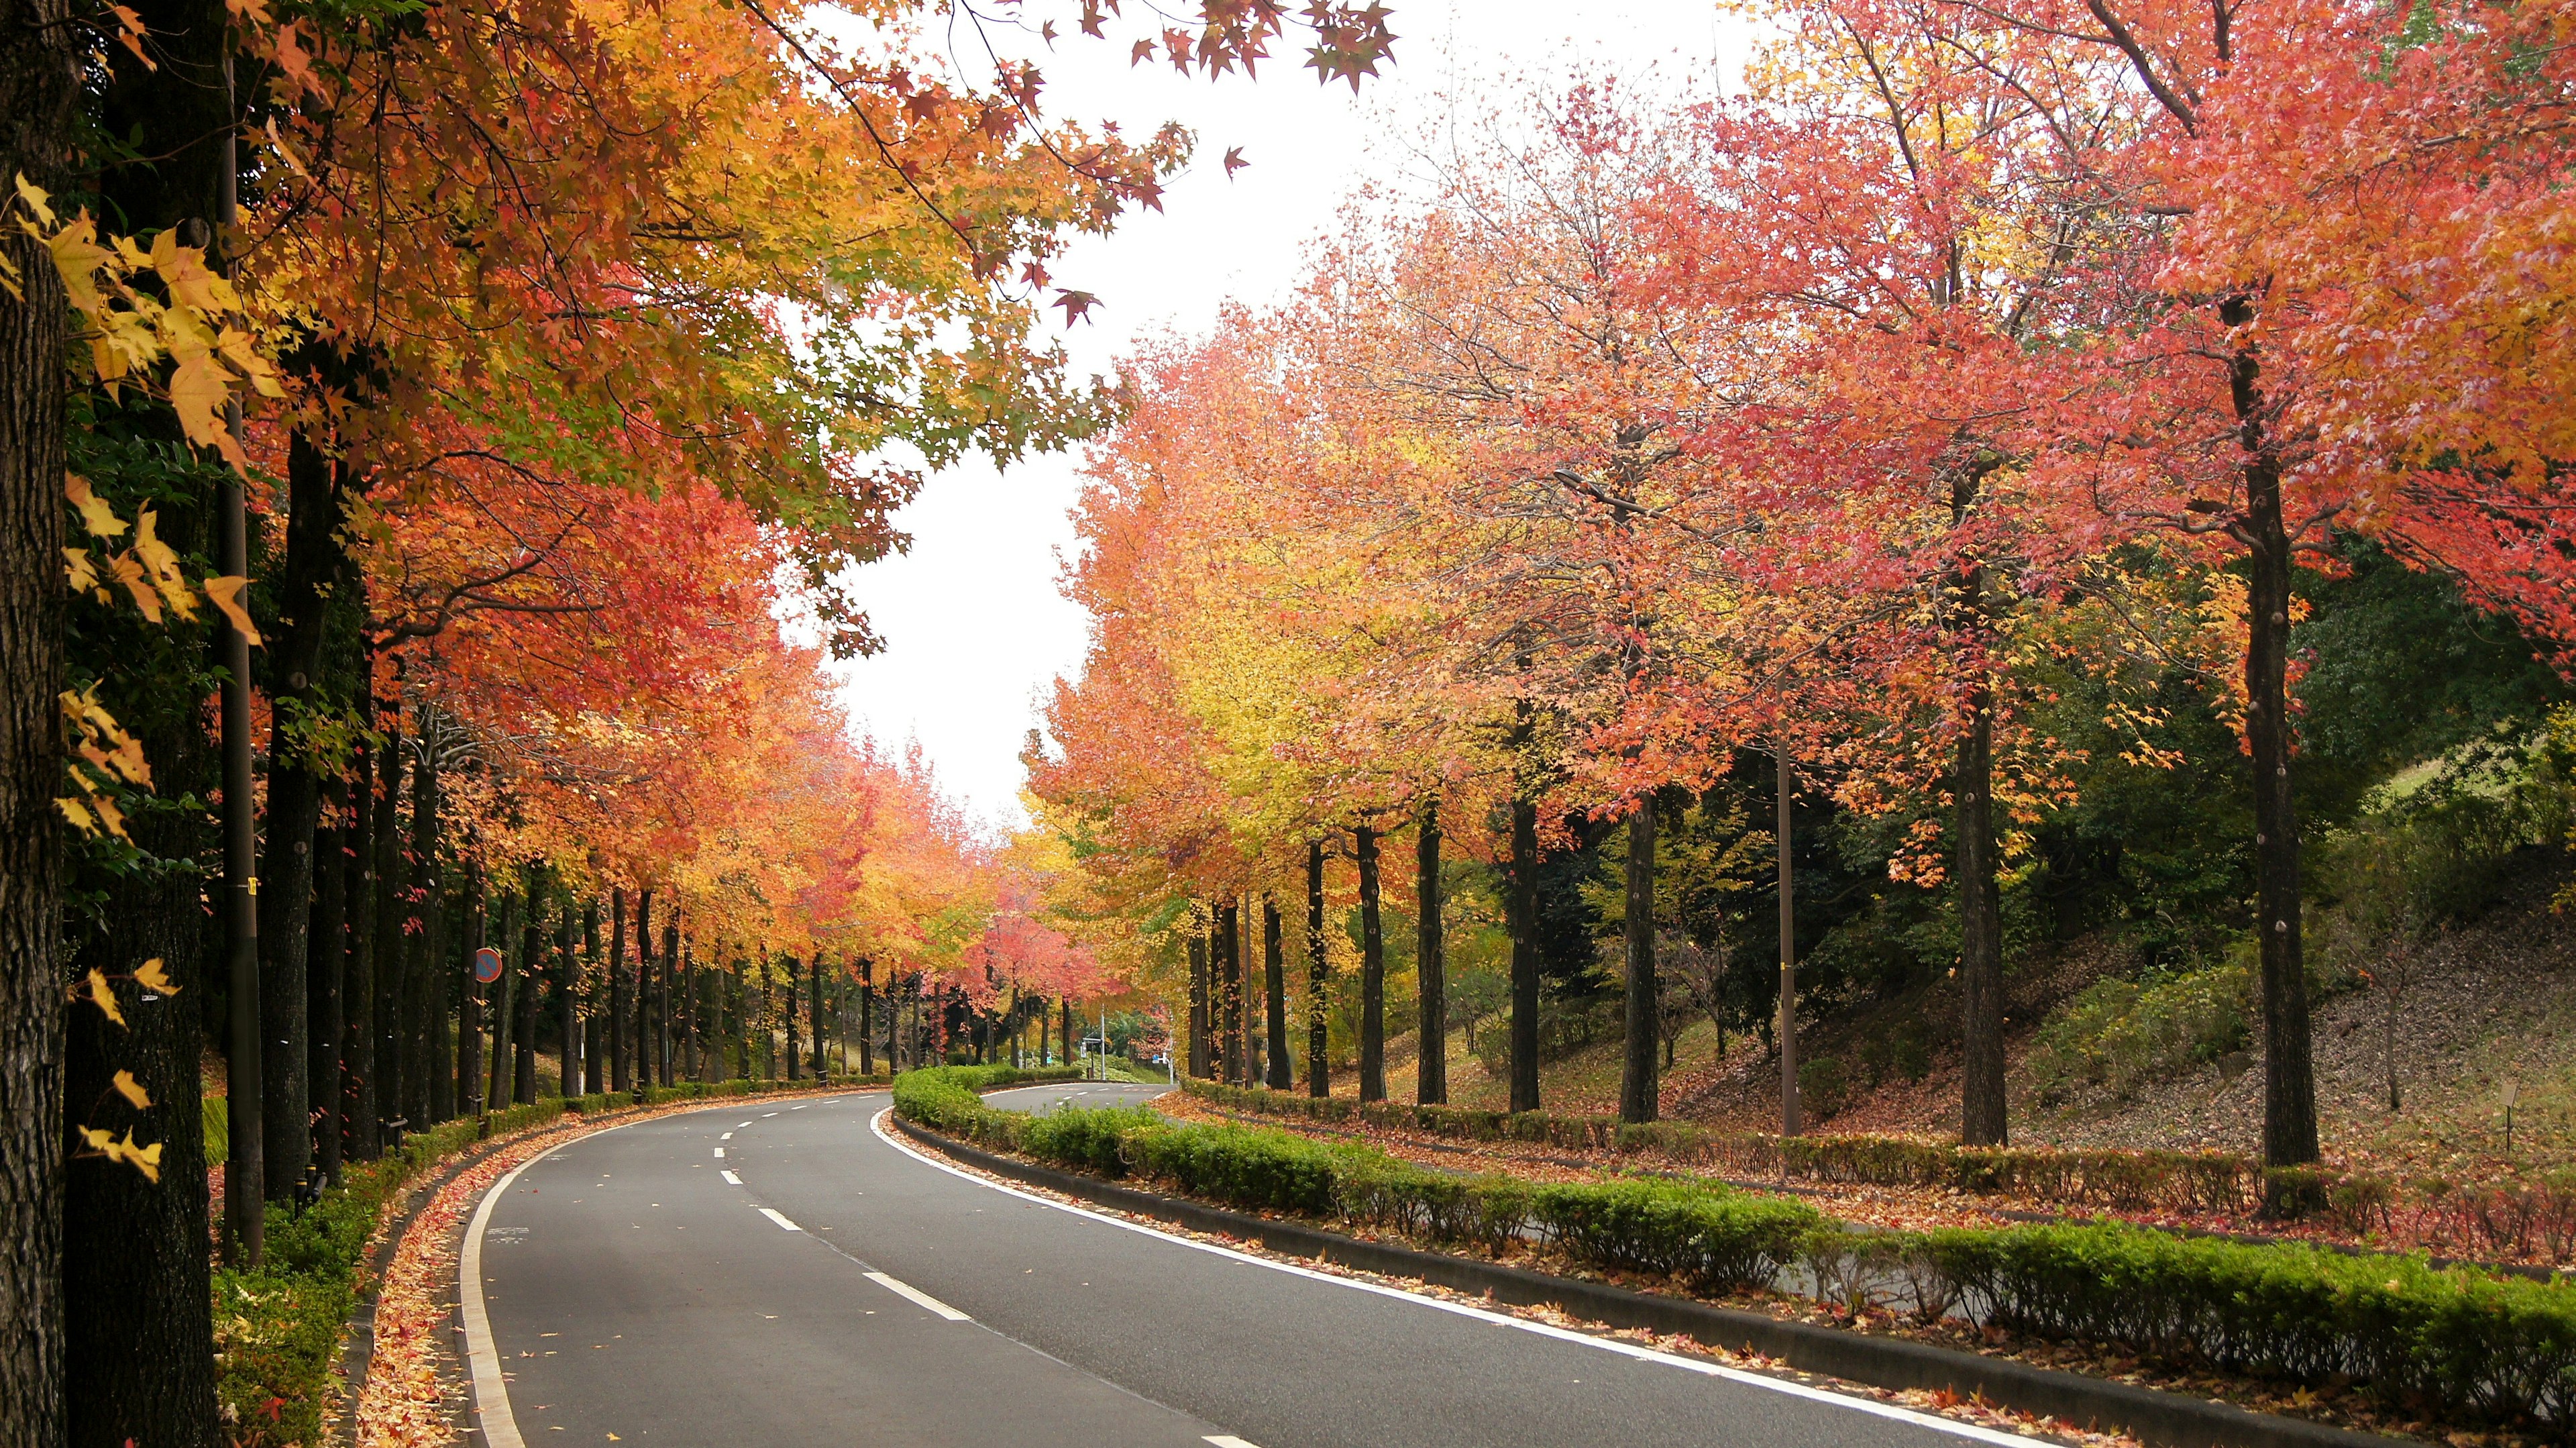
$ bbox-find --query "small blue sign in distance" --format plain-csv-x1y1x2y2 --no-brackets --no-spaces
473,945,504,984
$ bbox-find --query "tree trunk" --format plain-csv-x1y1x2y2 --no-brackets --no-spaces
1620,797,1658,1125
62,792,217,1448
859,965,875,1075
1263,898,1290,1090
309,782,345,1181
669,912,690,1082
1356,828,1385,1103
457,873,484,1118
344,737,376,1163
557,908,578,1096
608,889,630,1092
1306,841,1329,1097
515,888,540,1106
680,933,698,1084
1059,996,1071,1073
581,902,601,1093
1778,747,1800,1138
401,721,441,1137
1508,792,1541,1115
1186,923,1209,1078
366,721,402,1151
1957,684,2007,1145
785,955,802,1082
1415,798,1444,1106
2226,303,2321,1170
811,955,827,1080
1220,900,1244,1084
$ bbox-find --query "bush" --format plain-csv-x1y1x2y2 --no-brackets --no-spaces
1532,1178,1820,1290
1020,1103,1161,1175
2024,954,2253,1102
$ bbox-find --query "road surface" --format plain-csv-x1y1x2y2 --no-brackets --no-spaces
466,1083,2041,1447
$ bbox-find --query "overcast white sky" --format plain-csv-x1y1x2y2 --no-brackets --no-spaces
824,3,1752,831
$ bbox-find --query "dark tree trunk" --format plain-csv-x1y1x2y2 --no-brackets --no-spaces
680,936,698,1082
1263,898,1290,1090
859,965,875,1075
2227,305,2320,1168
344,737,376,1163
60,13,231,1432
309,783,345,1182
1305,841,1328,1097
429,904,453,1125
1057,996,1070,1072
1219,900,1244,1084
582,902,602,1093
669,912,690,1082
457,872,484,1118
1957,686,2007,1145
785,956,802,1081
1355,828,1385,1103
401,725,442,1137
760,959,775,1078
1414,798,1444,1105
557,907,577,1096
1186,923,1209,1079
514,885,540,1106
610,889,630,1092
1778,748,1800,1138
1508,793,1541,1115
366,722,401,1151
1620,798,1658,1125
259,423,352,1198
811,955,826,1080
62,806,217,1448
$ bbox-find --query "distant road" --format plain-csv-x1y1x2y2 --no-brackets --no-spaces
466,1083,2040,1447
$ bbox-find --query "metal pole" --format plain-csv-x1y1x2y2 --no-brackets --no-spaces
217,61,264,1263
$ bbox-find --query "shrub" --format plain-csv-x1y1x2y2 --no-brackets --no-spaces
1118,1123,1346,1214
1532,1178,1820,1291
1020,1104,1160,1176
2024,955,2253,1102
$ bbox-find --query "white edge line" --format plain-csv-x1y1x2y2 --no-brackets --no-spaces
868,1108,2047,1448
1203,1437,1263,1448
863,1269,973,1321
760,1206,803,1231
462,1111,658,1448
720,1170,742,1185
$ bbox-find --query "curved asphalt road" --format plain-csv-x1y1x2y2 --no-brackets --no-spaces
467,1084,2043,1448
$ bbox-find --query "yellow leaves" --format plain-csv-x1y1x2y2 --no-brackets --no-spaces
82,968,127,1027
62,548,99,592
65,474,126,537
132,507,197,621
205,575,262,645
10,174,276,471
60,684,148,841
76,1125,164,1183
112,1068,152,1109
133,958,178,994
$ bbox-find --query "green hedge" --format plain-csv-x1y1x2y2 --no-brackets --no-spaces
905,1073,2576,1433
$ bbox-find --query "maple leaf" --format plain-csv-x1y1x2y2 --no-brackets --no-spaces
1020,260,1052,290
112,1069,152,1110
1224,146,1248,180
203,576,262,646
133,958,178,994
65,474,126,538
1053,290,1101,327
81,969,126,1027
1131,38,1155,66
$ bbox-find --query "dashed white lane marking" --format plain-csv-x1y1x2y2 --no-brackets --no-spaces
1205,1437,1263,1448
863,1270,971,1321
762,1112,779,1117
713,1147,725,1158
791,1104,808,1110
719,1131,733,1140
720,1170,742,1185
759,1207,802,1232
737,1121,753,1127
868,1108,2047,1448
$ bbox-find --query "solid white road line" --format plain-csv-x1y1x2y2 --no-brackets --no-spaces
720,1170,742,1185
760,1206,802,1231
864,1270,972,1321
867,1108,2047,1448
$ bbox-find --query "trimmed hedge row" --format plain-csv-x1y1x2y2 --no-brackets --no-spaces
1179,1080,2576,1264
906,1073,2576,1433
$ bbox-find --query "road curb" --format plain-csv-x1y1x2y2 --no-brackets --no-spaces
895,1118,2408,1448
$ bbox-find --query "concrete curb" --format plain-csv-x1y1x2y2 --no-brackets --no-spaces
896,1117,2409,1448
